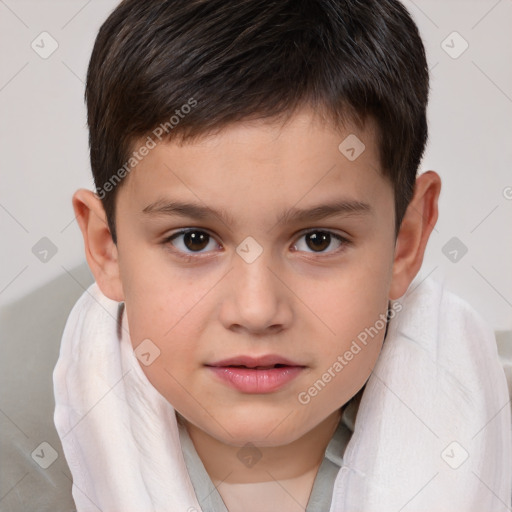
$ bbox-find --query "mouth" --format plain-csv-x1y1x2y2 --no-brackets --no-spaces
205,355,306,393
222,364,290,370
206,354,305,369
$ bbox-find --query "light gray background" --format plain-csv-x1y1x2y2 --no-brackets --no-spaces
1,0,511,331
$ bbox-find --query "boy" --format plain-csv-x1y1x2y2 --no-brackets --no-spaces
53,0,511,510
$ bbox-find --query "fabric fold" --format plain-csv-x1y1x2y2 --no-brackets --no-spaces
330,278,512,511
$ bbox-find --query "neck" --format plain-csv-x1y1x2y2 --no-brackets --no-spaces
179,408,342,485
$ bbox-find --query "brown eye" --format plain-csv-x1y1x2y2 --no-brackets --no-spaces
165,229,218,254
305,232,331,252
293,230,349,255
182,231,210,251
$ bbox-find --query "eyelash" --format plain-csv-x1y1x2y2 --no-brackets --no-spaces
161,228,351,261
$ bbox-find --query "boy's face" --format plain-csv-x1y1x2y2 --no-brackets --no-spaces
115,109,396,447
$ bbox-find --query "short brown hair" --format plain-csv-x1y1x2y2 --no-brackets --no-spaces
85,0,429,243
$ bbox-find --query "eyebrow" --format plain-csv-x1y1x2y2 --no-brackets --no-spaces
142,197,373,226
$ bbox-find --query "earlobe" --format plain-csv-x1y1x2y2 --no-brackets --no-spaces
389,171,441,300
72,189,124,302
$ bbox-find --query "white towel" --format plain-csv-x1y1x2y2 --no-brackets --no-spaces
53,276,512,511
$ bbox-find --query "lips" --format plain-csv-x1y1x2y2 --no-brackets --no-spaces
206,354,304,369
205,354,306,393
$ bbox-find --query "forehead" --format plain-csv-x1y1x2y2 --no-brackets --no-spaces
118,109,392,227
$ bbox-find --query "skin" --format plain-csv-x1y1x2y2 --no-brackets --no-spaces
73,108,441,511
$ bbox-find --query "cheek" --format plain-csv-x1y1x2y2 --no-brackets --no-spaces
299,243,392,395
119,258,210,395
305,249,392,346
124,288,204,370
301,289,387,411
118,241,210,343
123,293,204,415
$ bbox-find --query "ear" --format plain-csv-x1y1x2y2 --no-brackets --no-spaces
389,171,441,300
72,189,124,302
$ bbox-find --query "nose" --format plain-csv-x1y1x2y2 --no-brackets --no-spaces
219,244,293,335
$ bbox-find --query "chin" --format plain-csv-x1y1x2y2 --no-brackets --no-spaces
209,407,311,447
